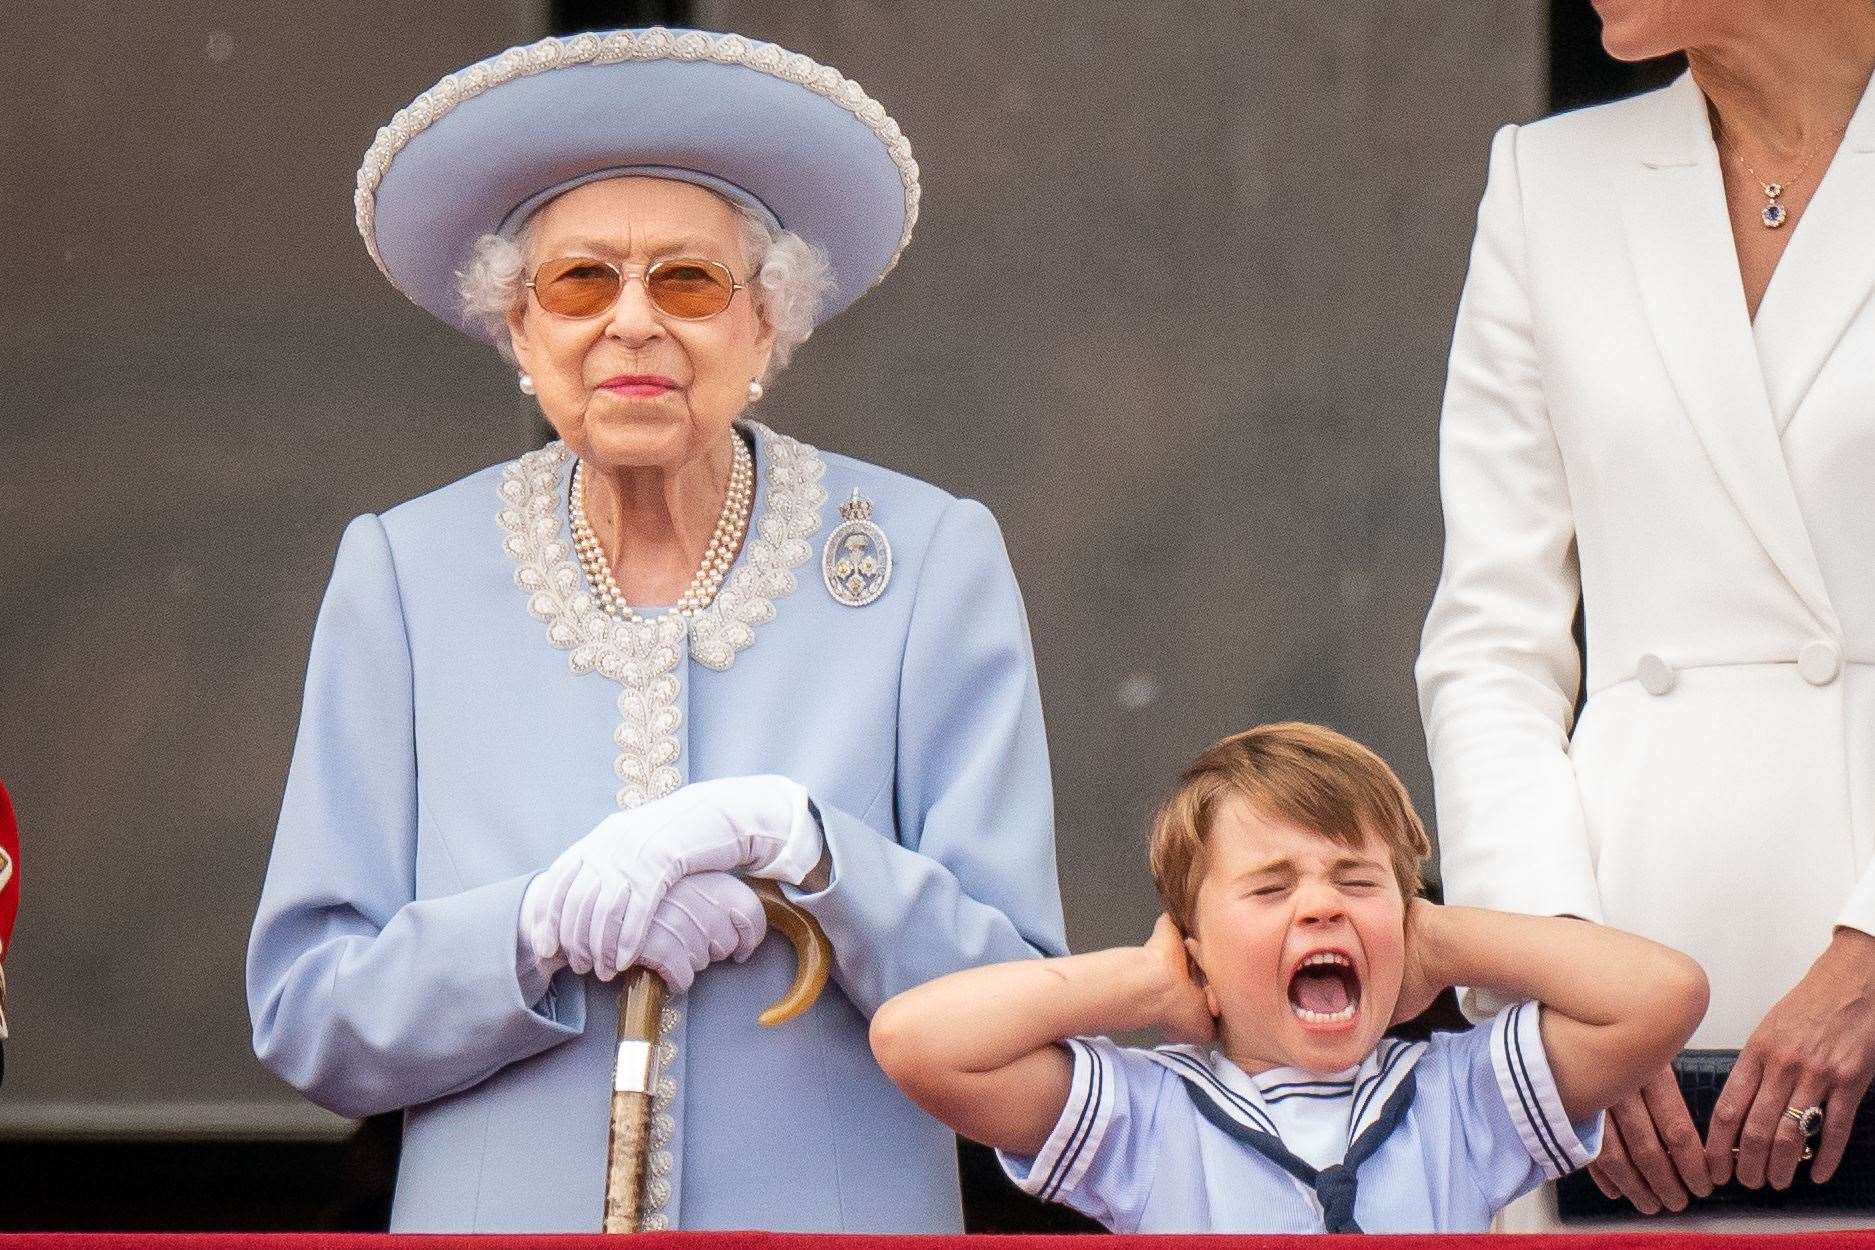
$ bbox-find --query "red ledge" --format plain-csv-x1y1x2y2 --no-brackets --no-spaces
2,1234,1875,1248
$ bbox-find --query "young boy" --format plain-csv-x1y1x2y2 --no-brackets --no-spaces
871,723,1707,1233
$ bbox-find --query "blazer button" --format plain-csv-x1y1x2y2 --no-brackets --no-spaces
1798,640,1842,686
1637,653,1676,696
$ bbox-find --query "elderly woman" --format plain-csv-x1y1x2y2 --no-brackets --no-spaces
1418,0,1875,1232
246,29,1064,1233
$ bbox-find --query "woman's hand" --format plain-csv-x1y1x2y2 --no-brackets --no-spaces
526,776,820,979
1707,927,1875,1189
633,871,767,991
521,867,770,989
1586,1066,1712,1213
1147,915,1216,1045
1390,898,1447,1026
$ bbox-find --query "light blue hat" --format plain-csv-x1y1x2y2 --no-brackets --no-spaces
355,28,920,342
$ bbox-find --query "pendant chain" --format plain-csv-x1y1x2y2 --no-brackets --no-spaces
1718,120,1840,230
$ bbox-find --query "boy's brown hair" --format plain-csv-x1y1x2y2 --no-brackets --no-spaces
1148,722,1432,933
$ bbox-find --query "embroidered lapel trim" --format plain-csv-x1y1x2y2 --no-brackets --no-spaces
496,421,827,808
496,420,830,678
688,421,829,670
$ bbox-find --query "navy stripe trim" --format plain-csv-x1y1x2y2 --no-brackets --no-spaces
1348,1038,1402,1121
1166,1053,1282,1138
1502,1002,1570,1176
1039,1038,1106,1200
1265,1087,1358,1104
1511,1002,1575,1172
1350,1038,1415,1130
1260,1078,1357,1095
1179,1078,1319,1187
1154,1050,1280,1137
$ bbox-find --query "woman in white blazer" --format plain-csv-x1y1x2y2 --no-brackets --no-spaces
1417,0,1875,1229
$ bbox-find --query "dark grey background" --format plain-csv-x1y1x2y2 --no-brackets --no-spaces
0,2,1541,1136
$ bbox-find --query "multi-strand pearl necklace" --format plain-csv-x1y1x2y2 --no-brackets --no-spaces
570,432,755,621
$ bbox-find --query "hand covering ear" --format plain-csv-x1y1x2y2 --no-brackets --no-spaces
520,775,821,980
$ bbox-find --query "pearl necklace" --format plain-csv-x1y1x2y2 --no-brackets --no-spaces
570,432,755,621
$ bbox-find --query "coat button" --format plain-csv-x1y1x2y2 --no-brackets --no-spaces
1637,653,1676,696
1798,640,1842,686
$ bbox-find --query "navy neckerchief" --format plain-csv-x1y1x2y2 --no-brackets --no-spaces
1163,1054,1421,1233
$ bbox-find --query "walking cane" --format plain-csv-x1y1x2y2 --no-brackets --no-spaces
603,881,831,1232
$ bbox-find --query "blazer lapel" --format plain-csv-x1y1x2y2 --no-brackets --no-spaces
1620,74,1838,631
1751,68,1875,432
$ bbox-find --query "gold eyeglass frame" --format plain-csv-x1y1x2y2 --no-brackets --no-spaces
526,256,746,321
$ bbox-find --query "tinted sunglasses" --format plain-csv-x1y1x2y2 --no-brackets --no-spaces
526,255,745,321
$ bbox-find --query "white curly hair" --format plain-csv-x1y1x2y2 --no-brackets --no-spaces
457,193,835,385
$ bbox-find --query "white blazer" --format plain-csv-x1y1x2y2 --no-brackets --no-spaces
1418,71,1875,1048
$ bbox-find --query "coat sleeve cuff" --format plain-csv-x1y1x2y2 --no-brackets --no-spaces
1489,1001,1601,1179
996,1037,1115,1202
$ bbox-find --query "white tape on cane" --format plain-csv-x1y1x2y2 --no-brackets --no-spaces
615,1040,656,1094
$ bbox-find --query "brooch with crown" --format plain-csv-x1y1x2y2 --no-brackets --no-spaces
823,488,892,607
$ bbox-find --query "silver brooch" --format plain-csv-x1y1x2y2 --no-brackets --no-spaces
823,488,892,607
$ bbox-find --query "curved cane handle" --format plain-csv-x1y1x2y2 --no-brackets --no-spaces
749,879,832,1027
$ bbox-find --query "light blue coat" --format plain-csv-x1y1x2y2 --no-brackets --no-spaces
246,422,1065,1232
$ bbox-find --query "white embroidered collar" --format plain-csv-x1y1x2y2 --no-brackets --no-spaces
497,419,829,676
1148,1036,1427,1147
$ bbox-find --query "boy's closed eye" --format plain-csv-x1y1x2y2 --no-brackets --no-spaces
1240,873,1385,898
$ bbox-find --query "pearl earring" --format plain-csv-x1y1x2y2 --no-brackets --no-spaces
746,379,764,403
517,371,536,395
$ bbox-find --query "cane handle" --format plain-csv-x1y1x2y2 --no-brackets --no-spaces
750,880,832,1027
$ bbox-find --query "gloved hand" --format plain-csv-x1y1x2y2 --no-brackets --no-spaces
522,775,821,981
633,871,768,991
518,871,768,989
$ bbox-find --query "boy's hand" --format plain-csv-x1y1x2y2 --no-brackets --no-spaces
1146,915,1216,1045
1391,898,1447,1026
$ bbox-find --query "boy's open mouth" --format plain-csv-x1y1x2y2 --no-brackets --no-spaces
1287,951,1361,1025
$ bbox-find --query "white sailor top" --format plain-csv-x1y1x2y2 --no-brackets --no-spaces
999,1002,1602,1233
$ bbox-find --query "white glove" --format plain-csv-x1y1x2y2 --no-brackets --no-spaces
517,870,769,989
521,775,821,981
633,871,768,991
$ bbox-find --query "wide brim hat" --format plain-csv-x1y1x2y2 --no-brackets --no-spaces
354,28,919,343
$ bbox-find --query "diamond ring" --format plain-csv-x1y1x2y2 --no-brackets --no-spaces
1785,1105,1825,1139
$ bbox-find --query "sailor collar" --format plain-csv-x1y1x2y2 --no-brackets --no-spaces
1148,1037,1428,1234
1147,1036,1427,1153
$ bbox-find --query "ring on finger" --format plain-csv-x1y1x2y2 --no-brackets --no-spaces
1784,1104,1825,1140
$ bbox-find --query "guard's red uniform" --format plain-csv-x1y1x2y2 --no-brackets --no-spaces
0,779,17,1053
